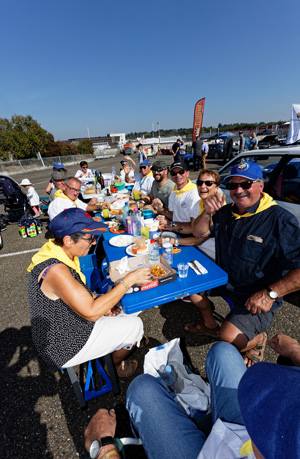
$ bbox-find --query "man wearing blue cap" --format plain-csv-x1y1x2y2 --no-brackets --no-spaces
193,160,300,365
129,159,154,196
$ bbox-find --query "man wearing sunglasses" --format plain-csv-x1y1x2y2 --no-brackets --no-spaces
129,159,154,196
156,162,200,227
193,161,300,366
140,160,174,210
48,177,107,221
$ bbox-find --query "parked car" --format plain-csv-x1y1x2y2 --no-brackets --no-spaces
161,148,173,155
257,134,278,149
217,147,300,223
208,142,223,159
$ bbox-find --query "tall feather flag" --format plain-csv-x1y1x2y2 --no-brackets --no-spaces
192,98,205,142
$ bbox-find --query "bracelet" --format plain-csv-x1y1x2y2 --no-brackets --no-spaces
118,280,129,291
99,448,121,459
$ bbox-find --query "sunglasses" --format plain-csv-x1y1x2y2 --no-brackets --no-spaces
140,166,148,170
82,166,88,169
152,167,165,173
197,180,216,187
227,180,261,190
81,235,96,243
66,184,81,193
170,169,185,176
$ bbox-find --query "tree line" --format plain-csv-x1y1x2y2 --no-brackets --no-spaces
0,115,93,161
0,114,286,160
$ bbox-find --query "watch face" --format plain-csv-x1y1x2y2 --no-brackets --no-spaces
269,291,278,299
90,440,100,459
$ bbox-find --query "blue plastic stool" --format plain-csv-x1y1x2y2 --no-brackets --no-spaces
63,354,119,409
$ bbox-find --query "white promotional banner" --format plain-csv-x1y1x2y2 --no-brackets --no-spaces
286,104,300,144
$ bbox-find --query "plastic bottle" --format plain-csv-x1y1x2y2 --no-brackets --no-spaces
149,239,160,263
122,202,130,227
163,237,173,265
27,222,37,237
126,210,134,235
132,208,142,237
19,226,27,238
158,364,177,391
111,165,116,183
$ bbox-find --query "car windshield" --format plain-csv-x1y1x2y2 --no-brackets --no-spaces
219,154,282,189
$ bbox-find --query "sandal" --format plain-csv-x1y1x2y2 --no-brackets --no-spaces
244,332,267,364
116,359,138,378
184,322,220,338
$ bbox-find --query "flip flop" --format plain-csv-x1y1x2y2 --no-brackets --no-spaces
116,359,138,378
244,332,267,364
184,322,220,338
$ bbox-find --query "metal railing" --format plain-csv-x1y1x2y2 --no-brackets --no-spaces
0,149,118,176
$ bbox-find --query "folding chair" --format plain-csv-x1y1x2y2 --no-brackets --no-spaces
63,353,119,409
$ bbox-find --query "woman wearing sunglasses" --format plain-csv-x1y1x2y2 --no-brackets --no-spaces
28,208,152,378
158,169,225,338
75,161,94,183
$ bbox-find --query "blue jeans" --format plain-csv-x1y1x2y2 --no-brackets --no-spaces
126,342,246,459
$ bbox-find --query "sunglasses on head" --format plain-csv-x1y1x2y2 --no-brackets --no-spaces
197,180,216,187
152,167,165,173
170,169,185,176
227,180,260,190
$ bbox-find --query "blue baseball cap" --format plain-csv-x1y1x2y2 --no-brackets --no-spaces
53,162,66,170
49,208,106,238
140,159,151,167
238,362,300,459
228,161,263,180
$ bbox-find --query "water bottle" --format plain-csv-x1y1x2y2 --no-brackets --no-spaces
122,202,130,227
163,238,173,265
126,210,134,235
149,239,160,263
19,226,27,238
158,364,177,391
132,209,142,237
112,165,116,183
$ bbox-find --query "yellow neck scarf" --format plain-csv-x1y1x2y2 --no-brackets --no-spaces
173,179,197,199
143,171,153,178
27,239,86,284
231,192,277,219
54,189,79,207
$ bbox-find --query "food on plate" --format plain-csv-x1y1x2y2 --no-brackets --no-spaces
150,264,166,277
85,188,96,194
110,209,123,215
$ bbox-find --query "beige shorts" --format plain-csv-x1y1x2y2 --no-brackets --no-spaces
63,313,144,367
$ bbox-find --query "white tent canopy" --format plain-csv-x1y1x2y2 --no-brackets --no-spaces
286,104,300,144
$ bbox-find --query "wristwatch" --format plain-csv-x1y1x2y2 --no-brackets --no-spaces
90,436,115,459
265,286,278,300
170,222,176,228
174,238,179,247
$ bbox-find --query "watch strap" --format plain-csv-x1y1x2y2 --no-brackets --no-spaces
100,436,115,448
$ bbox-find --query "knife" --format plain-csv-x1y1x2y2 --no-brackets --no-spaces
188,261,201,275
192,259,208,275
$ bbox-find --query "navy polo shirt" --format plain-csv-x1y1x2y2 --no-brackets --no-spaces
210,195,300,310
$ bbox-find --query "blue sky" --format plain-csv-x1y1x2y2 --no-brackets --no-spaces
1,0,299,140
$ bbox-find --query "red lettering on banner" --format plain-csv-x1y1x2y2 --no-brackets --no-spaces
141,280,159,291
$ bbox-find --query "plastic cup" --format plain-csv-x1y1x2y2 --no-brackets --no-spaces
102,209,110,220
135,235,146,250
131,244,138,255
141,226,150,240
177,262,189,278
133,190,140,201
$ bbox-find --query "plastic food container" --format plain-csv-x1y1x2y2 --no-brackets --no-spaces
114,182,125,190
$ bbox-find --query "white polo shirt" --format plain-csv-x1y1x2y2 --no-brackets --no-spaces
48,196,87,220
132,173,154,195
168,186,200,222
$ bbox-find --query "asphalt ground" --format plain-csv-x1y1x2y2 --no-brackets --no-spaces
1,153,300,458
